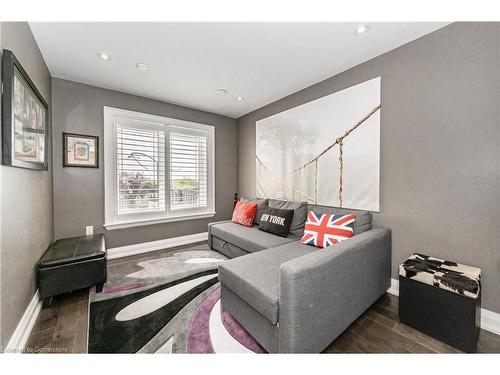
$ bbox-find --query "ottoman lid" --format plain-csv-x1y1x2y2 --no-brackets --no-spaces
399,253,481,299
39,234,107,268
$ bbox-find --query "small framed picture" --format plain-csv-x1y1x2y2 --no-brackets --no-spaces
63,132,99,168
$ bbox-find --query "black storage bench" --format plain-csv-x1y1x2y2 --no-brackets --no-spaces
37,234,107,308
399,253,481,352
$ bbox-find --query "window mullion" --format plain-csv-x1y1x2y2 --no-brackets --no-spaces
165,125,171,215
114,120,119,221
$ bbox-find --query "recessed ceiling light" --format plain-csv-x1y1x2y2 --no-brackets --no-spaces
96,52,110,60
354,24,369,36
136,63,150,73
216,89,228,96
237,96,244,101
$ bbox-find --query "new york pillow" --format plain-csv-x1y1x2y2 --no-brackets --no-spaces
258,208,294,237
300,211,356,248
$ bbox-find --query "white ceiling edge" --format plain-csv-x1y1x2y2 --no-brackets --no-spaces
30,22,451,119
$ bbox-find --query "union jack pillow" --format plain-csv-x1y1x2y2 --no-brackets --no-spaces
300,211,356,248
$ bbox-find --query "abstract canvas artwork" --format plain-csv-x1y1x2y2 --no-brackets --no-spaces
256,77,381,212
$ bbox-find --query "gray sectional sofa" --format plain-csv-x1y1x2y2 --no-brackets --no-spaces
208,198,391,353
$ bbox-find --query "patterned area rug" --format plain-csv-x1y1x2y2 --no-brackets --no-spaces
88,244,266,353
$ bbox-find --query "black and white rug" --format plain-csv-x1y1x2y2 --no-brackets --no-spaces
88,244,266,353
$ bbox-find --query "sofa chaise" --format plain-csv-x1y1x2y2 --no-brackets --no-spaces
208,198,391,353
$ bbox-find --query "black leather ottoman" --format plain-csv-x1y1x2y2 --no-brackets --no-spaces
37,234,107,308
399,253,481,352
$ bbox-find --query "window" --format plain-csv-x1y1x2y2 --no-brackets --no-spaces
104,107,215,229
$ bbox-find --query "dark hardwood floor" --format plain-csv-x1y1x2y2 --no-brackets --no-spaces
26,288,500,354
324,293,500,353
26,289,88,353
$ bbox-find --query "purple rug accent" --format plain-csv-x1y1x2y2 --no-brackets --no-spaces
187,287,266,353
221,305,266,353
187,287,219,353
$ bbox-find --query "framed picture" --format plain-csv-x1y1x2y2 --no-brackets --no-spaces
63,133,99,168
2,49,49,170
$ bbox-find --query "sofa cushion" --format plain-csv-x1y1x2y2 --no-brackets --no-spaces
210,222,298,253
240,197,268,224
268,199,308,236
307,204,372,235
218,241,319,325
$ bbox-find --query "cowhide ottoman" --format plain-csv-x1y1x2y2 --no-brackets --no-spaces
398,253,481,352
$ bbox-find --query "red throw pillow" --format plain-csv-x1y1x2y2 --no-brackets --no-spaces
300,211,356,248
232,201,258,227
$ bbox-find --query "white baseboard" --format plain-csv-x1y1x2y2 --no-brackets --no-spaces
387,278,400,296
5,290,42,353
480,309,500,336
107,232,208,260
386,278,500,336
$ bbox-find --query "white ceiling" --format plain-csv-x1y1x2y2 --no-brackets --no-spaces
30,22,449,118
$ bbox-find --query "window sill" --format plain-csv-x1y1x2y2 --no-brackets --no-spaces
104,211,216,230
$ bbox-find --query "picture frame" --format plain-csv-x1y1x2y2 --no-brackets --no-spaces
2,49,49,171
63,132,99,168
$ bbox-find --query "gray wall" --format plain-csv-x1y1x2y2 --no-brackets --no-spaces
52,78,237,248
237,23,500,313
0,22,53,348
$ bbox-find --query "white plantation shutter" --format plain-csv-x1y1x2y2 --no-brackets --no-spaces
116,123,166,215
169,128,208,210
104,107,214,229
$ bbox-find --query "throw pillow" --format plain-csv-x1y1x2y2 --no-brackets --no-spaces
308,205,372,235
300,211,356,248
268,199,307,236
232,200,258,227
258,208,294,237
239,197,269,225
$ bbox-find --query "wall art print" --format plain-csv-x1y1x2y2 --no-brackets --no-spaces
256,77,381,212
63,132,99,168
2,49,49,170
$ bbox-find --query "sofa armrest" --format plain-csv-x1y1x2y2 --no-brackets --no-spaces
208,220,232,248
278,227,391,353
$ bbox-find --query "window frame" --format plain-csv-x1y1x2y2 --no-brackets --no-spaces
103,106,215,230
